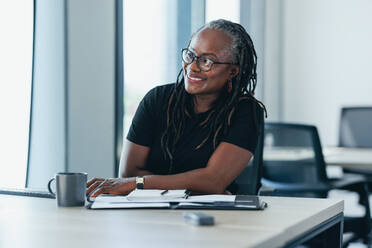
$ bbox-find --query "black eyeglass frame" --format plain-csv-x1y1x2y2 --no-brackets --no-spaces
181,48,237,72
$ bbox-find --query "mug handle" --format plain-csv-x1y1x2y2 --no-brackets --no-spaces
47,178,56,197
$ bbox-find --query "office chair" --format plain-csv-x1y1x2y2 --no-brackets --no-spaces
234,105,264,195
339,107,372,177
261,122,371,247
339,107,372,148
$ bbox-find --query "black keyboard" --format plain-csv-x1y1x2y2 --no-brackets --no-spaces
0,188,55,199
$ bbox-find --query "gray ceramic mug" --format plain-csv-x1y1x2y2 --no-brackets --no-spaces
48,172,88,207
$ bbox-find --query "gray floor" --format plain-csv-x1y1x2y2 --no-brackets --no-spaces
329,189,368,248
325,166,369,247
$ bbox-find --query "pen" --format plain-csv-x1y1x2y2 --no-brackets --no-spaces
161,190,168,195
184,190,191,199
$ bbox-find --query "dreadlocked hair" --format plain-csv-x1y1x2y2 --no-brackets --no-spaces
161,19,267,173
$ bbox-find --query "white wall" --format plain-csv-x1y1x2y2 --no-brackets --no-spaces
265,0,372,146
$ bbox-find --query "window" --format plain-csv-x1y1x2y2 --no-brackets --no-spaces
205,0,240,23
0,1,34,188
123,0,183,137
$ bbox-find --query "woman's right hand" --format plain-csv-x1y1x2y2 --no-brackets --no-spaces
86,177,136,198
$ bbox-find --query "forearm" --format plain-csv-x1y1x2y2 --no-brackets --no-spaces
142,167,225,194
121,166,153,178
88,167,226,198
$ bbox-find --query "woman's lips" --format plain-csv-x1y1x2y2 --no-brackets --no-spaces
187,74,206,84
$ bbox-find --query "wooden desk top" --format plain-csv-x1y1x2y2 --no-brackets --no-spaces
0,195,343,248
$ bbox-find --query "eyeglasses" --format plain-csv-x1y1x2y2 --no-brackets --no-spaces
181,48,236,72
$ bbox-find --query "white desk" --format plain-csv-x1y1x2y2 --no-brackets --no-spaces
324,147,372,171
264,147,372,170
0,195,343,248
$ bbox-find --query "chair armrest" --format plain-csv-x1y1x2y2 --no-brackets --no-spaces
261,178,331,194
328,173,368,191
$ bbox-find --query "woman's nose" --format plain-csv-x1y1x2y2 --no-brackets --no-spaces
189,58,201,72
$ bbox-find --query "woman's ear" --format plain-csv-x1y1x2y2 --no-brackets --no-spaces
230,66,239,78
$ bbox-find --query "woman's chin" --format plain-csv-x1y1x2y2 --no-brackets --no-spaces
184,82,201,95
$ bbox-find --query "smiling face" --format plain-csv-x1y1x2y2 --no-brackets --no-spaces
183,28,239,99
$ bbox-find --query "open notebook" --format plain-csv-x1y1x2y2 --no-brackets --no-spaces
126,189,190,202
87,189,267,210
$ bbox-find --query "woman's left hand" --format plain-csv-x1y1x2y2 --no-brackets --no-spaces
86,177,136,198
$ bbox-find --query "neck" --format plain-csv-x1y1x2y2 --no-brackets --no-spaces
193,94,219,113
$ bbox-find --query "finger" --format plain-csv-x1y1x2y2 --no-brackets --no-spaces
86,180,105,196
90,186,112,198
90,180,131,198
101,179,114,187
87,178,104,188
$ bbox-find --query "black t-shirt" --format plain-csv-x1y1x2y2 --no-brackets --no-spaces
127,83,259,193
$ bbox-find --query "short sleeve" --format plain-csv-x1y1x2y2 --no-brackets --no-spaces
126,87,160,147
220,100,261,154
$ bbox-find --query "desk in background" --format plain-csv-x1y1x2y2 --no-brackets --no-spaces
264,147,372,176
0,194,343,248
324,147,372,171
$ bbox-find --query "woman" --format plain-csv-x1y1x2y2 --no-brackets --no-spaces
87,19,266,198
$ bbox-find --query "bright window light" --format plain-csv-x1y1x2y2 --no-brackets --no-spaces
0,1,34,188
205,0,240,23
123,0,177,137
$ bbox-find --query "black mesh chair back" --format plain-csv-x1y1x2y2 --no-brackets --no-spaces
339,107,372,148
235,106,264,195
263,123,327,193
